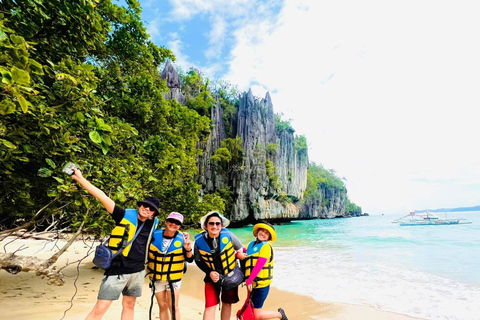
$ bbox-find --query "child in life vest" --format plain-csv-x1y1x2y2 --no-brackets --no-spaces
243,222,288,320
147,212,193,320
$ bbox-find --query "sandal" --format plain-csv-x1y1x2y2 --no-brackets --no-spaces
278,308,288,320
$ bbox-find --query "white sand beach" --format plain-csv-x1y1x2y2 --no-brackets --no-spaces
0,236,423,320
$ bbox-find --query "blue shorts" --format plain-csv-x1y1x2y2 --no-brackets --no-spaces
251,285,270,308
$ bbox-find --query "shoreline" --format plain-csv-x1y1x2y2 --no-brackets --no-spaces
0,237,424,320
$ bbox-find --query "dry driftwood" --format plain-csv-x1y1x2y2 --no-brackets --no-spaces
9,230,58,241
0,221,85,286
0,252,65,285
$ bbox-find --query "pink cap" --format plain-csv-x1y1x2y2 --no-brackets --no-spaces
167,212,184,224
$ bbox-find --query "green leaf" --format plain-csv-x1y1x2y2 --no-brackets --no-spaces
10,34,24,46
1,70,12,84
89,130,102,144
0,28,6,41
23,145,35,153
83,64,95,72
16,94,28,113
46,158,56,169
99,123,112,132
101,141,108,155
47,188,58,197
28,59,44,75
37,168,52,177
19,86,38,94
0,139,16,149
102,134,112,146
53,176,64,183
75,112,85,122
0,99,16,115
12,66,30,85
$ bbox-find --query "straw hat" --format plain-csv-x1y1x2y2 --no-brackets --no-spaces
253,222,277,242
199,211,230,230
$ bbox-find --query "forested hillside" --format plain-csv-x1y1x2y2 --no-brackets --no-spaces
0,0,361,237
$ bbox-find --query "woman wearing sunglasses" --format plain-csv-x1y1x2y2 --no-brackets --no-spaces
147,212,193,320
194,211,247,320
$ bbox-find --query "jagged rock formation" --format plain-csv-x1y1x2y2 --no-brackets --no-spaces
161,63,348,224
161,60,186,105
299,186,347,219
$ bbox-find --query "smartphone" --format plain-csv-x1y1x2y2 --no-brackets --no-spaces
63,162,80,175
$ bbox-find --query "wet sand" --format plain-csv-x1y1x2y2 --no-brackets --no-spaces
0,236,423,320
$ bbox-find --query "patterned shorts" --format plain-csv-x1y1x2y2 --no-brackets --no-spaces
153,279,182,293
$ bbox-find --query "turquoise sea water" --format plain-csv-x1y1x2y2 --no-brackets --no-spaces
215,211,480,320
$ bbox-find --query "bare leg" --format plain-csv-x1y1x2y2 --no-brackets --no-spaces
155,291,170,320
203,305,216,320
220,302,232,320
121,296,136,320
254,308,282,320
166,289,182,320
85,299,113,320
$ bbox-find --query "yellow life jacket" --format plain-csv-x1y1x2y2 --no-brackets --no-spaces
147,230,186,282
108,209,137,257
194,229,237,275
245,240,274,288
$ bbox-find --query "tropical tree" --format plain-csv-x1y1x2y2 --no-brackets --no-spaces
0,0,214,282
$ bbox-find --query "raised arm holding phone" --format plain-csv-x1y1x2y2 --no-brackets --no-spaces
71,167,160,320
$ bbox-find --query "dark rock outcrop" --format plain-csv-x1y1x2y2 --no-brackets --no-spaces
161,63,349,224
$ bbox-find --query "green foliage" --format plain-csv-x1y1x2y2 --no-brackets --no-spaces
266,142,279,158
304,163,346,202
183,68,216,116
277,191,292,204
346,199,362,215
217,84,239,137
187,90,216,116
211,147,232,163
0,16,41,116
266,160,281,195
275,114,295,133
294,135,308,163
211,79,240,103
196,193,226,220
1,0,109,64
211,137,243,174
0,1,208,234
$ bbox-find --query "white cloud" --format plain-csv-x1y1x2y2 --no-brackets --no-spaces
204,16,227,60
146,18,161,41
166,34,195,71
168,0,254,21
154,0,480,214
222,0,480,214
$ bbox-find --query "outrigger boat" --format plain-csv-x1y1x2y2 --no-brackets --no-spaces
394,211,472,226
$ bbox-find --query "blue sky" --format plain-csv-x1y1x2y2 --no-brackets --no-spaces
134,0,480,215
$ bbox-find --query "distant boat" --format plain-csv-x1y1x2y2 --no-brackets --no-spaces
394,211,472,226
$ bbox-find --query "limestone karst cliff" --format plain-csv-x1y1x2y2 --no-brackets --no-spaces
161,64,353,224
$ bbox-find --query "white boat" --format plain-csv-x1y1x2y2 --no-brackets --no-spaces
394,211,472,226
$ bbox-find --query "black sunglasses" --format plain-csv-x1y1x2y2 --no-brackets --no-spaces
141,204,155,212
208,221,222,226
166,218,182,226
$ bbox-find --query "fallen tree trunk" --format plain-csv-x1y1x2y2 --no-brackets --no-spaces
0,221,85,286
0,252,65,285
